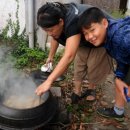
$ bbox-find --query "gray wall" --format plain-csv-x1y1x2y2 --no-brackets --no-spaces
34,0,81,50
83,0,120,13
0,0,25,36
126,0,130,15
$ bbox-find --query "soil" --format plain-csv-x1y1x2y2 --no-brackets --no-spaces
49,70,130,130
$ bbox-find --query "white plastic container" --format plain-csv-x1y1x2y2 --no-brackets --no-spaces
41,62,53,72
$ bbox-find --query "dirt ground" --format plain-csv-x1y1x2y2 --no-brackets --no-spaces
1,43,130,130
54,71,130,130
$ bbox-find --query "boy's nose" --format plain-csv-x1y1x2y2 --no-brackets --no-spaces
85,33,93,41
88,33,93,40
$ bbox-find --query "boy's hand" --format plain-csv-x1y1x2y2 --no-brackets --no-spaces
35,80,52,96
115,78,129,102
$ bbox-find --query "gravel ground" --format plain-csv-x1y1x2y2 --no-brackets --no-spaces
55,71,130,130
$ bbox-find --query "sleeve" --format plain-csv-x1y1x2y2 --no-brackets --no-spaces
115,61,129,80
65,20,80,38
114,22,130,80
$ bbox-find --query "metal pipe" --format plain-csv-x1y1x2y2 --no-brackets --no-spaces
28,0,34,48
126,0,130,15
127,0,130,10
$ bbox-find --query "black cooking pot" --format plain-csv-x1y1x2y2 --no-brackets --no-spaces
31,69,65,82
0,90,58,130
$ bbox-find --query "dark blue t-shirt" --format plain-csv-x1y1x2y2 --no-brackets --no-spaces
104,17,130,80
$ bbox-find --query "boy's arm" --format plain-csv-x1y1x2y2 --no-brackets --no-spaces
35,34,81,95
115,62,129,101
114,19,130,100
114,25,130,81
46,38,59,64
115,62,129,80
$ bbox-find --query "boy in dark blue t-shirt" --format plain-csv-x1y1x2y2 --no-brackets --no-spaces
78,7,130,121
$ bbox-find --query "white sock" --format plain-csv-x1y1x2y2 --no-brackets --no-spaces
114,105,124,115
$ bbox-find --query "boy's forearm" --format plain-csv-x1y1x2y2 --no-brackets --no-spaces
47,34,80,82
47,53,74,82
115,62,129,80
48,38,59,60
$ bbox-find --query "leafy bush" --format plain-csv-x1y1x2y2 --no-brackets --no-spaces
12,41,48,68
0,0,63,70
111,10,125,18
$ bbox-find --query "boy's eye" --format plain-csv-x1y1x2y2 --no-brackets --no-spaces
90,28,95,32
83,32,88,35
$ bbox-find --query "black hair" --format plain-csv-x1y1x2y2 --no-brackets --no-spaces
78,7,106,30
37,2,67,28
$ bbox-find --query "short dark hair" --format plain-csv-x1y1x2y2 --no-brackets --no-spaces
78,7,106,29
37,2,66,28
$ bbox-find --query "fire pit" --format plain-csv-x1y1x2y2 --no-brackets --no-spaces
0,90,58,130
0,74,58,130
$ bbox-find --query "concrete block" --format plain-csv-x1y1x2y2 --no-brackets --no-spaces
50,87,62,97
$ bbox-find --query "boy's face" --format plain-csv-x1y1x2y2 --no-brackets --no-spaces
82,19,108,46
43,19,64,39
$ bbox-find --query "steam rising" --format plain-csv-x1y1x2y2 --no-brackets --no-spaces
0,44,41,109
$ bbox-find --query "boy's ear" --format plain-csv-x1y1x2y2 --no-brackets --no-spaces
102,18,108,28
59,18,64,26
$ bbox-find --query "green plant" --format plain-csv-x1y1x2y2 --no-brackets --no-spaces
83,115,93,123
111,10,125,18
66,104,74,112
0,24,10,41
0,0,65,70
0,0,20,42
16,56,28,68
8,0,20,40
12,41,48,68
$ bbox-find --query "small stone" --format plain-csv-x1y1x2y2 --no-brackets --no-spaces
96,95,100,100
66,98,71,104
111,99,115,104
81,113,85,119
100,101,108,106
102,95,107,99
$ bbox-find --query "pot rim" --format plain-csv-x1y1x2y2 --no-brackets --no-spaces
0,91,53,120
1,91,49,111
0,95,58,130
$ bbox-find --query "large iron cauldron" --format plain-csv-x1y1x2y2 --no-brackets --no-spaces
0,90,58,130
31,69,65,83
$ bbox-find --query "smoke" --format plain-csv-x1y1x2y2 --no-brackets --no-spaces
0,44,41,108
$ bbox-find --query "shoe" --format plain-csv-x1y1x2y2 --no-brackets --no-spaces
71,93,81,104
97,107,124,122
81,89,96,102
